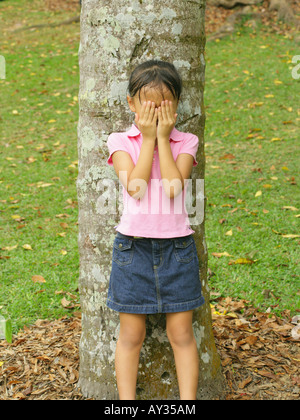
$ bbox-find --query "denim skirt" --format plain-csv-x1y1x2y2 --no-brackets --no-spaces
106,232,205,314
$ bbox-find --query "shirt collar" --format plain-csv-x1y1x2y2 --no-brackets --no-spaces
127,123,184,142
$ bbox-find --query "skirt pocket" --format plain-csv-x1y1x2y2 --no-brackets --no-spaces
173,235,195,263
112,236,134,266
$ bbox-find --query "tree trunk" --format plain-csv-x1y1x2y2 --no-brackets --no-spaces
77,0,225,400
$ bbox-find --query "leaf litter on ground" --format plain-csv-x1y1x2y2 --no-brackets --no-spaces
0,297,299,400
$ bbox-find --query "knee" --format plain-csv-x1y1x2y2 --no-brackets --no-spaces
167,325,195,348
119,325,146,349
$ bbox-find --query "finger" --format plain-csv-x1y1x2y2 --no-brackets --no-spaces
143,101,152,120
157,106,162,122
166,101,173,121
161,100,167,121
147,102,156,123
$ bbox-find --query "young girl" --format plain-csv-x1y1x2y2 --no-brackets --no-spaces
106,60,205,400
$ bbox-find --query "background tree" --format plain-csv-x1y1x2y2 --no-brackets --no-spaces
77,0,225,399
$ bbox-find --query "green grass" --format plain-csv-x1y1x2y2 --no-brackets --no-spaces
0,0,81,332
0,1,299,333
204,22,300,315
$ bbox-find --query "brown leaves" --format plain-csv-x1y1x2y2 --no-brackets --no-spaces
0,297,299,400
32,275,46,284
0,317,82,400
212,297,300,400
219,153,235,161
61,297,71,308
55,291,80,309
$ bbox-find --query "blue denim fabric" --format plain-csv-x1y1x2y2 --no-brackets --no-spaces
106,232,205,314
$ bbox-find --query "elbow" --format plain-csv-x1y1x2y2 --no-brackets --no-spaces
128,189,144,200
162,178,184,199
127,178,148,200
167,187,183,199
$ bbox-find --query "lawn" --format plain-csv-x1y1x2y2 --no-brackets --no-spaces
0,0,299,333
0,0,81,332
204,22,299,316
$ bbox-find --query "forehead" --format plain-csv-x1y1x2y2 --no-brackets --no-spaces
137,85,175,103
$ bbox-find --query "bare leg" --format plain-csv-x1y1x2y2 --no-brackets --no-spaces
115,313,146,400
166,310,199,400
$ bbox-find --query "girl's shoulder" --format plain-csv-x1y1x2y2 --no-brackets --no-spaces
171,127,199,142
108,124,140,139
107,125,138,150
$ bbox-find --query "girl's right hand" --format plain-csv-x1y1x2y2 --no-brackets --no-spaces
135,101,158,143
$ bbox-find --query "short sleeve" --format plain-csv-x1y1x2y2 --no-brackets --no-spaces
106,133,130,166
178,134,199,167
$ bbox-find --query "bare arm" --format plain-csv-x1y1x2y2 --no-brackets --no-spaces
112,140,155,200
112,101,157,200
157,100,194,199
158,143,194,199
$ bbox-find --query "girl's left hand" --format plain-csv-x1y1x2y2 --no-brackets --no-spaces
157,101,178,141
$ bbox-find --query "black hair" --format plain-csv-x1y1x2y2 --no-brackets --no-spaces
128,60,182,102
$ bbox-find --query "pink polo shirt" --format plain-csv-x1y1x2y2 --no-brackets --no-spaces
106,124,199,238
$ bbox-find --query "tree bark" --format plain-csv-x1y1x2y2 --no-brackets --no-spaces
77,0,225,400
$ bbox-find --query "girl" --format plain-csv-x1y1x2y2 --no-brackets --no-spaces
106,60,205,400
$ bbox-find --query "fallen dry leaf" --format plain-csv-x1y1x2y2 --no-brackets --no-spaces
245,336,258,346
55,214,70,219
32,275,46,284
229,258,255,265
61,297,71,308
282,206,298,211
22,244,33,251
219,153,235,160
212,252,233,258
239,377,252,389
1,245,18,251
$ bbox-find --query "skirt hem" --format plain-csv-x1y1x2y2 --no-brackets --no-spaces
106,296,205,314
